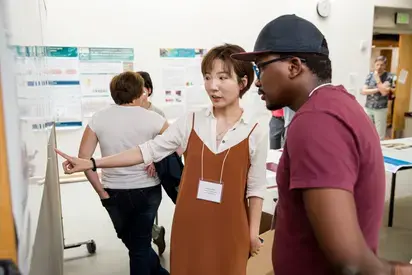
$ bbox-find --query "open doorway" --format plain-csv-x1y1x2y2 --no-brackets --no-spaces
369,7,412,139
370,33,399,138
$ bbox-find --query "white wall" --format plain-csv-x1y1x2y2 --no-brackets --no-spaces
10,0,412,188
374,7,412,34
375,0,412,8
39,0,368,171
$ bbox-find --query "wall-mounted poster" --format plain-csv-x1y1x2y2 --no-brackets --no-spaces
79,47,134,97
159,47,209,109
14,45,135,127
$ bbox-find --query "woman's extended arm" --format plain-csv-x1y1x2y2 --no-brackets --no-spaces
56,115,190,174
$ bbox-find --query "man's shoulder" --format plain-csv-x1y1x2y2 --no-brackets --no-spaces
300,85,358,114
288,110,343,140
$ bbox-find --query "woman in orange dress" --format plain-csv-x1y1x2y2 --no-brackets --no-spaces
55,44,268,275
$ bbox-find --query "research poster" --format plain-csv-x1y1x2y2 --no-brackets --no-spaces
79,47,134,97
43,47,83,128
159,48,209,109
14,45,135,125
14,46,55,128
79,47,134,117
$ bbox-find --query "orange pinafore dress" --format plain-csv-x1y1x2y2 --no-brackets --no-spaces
170,114,258,275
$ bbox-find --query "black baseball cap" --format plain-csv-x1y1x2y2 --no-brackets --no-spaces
231,14,329,61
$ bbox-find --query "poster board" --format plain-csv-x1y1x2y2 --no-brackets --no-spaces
13,45,135,181
79,47,134,117
14,45,135,128
159,48,209,118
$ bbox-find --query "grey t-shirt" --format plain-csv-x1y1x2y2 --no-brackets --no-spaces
364,72,394,110
89,105,165,189
148,103,166,118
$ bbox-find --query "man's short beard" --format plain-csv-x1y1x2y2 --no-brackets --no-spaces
266,102,284,111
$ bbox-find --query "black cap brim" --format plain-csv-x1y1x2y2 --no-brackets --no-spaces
230,51,272,62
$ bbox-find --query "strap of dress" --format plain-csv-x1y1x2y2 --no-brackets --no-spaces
191,112,195,130
247,123,258,138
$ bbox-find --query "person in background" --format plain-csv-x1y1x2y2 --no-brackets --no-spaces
232,14,412,275
55,44,267,275
361,56,395,140
136,70,166,256
137,71,166,117
282,107,295,139
77,71,169,275
268,108,284,149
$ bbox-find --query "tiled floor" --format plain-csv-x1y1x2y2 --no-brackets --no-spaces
62,173,412,275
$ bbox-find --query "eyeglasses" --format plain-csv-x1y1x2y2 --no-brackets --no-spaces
253,56,306,80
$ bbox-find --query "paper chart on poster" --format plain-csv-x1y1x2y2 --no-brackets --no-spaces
82,96,114,118
79,47,134,97
14,46,82,128
14,45,135,124
44,47,82,127
78,47,134,116
159,48,208,108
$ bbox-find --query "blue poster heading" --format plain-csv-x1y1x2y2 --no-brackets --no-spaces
160,48,207,58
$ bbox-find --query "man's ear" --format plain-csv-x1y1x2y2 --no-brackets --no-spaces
288,58,304,79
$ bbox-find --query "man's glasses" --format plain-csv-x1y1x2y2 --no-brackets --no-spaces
253,56,306,80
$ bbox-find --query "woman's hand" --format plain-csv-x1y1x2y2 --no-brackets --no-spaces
55,149,93,174
250,235,263,257
145,163,157,177
373,71,381,83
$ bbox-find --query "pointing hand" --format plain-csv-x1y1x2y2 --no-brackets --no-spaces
54,149,94,174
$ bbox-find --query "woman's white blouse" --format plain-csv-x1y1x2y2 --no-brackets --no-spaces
139,107,268,199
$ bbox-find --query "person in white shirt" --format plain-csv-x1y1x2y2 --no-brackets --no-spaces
77,72,169,275
55,44,268,275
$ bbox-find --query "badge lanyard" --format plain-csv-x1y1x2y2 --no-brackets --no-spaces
201,143,231,184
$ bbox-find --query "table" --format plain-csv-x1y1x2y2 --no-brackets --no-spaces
246,230,275,275
263,150,283,214
265,142,412,228
381,138,412,227
265,149,283,191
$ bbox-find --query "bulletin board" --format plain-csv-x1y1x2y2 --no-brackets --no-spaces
158,47,210,117
13,46,135,128
13,45,135,182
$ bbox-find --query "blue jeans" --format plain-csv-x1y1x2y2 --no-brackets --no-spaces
102,185,169,275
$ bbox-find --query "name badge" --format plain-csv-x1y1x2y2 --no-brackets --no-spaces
197,180,223,203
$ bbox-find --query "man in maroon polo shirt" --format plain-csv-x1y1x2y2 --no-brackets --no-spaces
232,14,412,275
